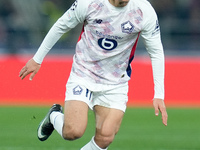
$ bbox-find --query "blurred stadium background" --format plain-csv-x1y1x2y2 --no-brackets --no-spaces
0,0,200,54
0,0,199,106
0,0,200,149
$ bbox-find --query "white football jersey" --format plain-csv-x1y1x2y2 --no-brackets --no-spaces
33,0,165,99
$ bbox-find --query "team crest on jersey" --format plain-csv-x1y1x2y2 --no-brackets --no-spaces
73,85,83,95
121,21,134,34
70,0,78,11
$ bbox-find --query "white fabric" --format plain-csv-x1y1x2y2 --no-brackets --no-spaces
81,136,108,150
50,111,64,137
33,0,165,99
65,72,128,112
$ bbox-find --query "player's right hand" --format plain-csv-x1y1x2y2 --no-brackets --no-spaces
19,58,41,80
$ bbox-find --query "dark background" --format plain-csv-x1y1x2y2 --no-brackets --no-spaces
0,0,199,55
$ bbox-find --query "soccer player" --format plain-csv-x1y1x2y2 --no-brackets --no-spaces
19,0,168,149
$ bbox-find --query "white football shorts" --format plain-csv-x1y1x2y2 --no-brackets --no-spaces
65,73,129,112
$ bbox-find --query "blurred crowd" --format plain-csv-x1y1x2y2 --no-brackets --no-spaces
150,0,200,52
0,0,199,54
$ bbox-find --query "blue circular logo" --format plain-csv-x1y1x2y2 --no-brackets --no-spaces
98,38,118,51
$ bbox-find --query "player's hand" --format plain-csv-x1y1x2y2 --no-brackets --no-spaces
153,98,168,126
19,58,41,80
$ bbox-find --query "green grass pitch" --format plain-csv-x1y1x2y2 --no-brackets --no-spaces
0,106,199,150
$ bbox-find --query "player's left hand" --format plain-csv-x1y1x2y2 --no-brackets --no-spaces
153,98,168,126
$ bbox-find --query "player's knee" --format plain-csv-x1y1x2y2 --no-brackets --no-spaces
96,130,115,146
102,135,114,146
96,135,114,147
62,125,84,141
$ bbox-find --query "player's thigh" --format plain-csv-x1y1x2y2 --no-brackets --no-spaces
94,105,124,136
64,81,92,131
63,100,88,133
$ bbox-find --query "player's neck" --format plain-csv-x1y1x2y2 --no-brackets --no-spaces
108,0,129,7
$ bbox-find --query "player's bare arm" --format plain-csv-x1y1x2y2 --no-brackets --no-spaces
19,58,41,80
153,98,168,126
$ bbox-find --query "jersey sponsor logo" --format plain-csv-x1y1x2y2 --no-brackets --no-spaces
73,85,83,95
98,38,118,51
152,20,160,36
70,0,78,11
96,30,123,40
121,21,134,34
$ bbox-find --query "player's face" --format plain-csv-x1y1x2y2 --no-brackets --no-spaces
109,0,130,7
